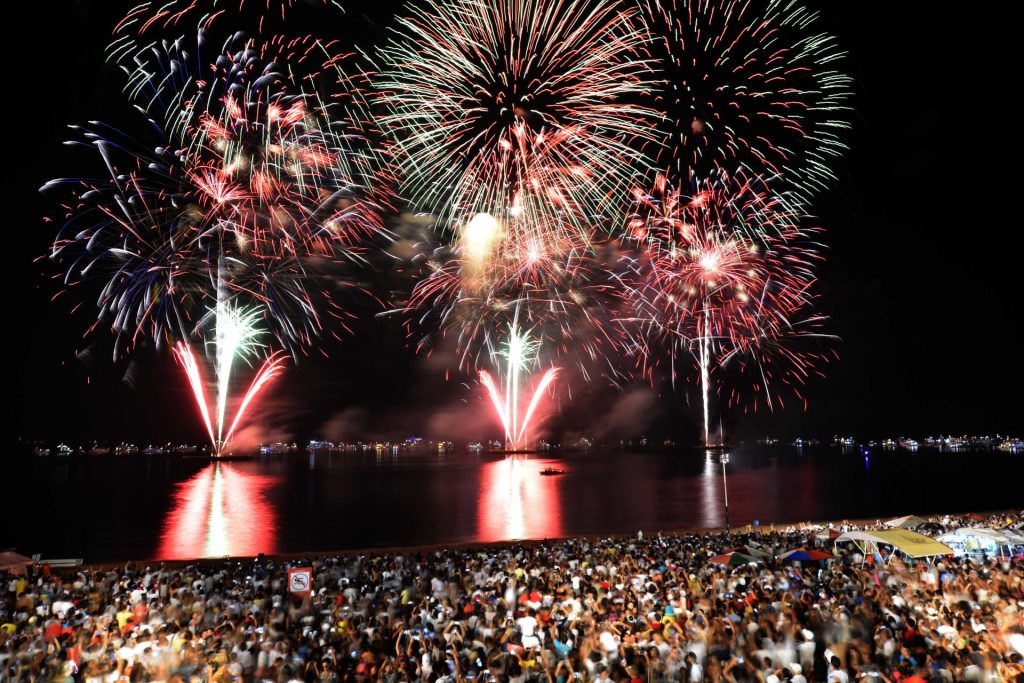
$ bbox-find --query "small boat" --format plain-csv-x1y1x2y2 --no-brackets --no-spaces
539,468,565,476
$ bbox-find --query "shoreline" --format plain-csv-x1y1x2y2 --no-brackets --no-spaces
62,507,1020,571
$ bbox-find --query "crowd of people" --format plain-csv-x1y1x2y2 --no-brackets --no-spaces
3,512,1023,683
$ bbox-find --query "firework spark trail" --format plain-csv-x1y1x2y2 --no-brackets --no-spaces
208,301,266,446
375,0,661,225
110,0,344,47
718,306,838,414
172,341,217,445
642,0,852,199
515,366,559,447
479,370,512,445
699,314,712,446
222,351,287,446
623,170,832,444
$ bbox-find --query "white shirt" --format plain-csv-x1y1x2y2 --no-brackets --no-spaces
52,600,74,619
517,615,538,637
828,669,849,683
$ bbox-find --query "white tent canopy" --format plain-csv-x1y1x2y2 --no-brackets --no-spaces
884,515,929,529
936,527,1024,555
835,529,953,560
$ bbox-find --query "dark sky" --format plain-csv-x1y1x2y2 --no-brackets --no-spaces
12,1,1022,446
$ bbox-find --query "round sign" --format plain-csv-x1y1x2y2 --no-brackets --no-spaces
289,571,310,592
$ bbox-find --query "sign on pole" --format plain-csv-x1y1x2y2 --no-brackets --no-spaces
287,567,313,598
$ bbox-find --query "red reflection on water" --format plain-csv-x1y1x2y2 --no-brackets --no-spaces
479,456,563,541
156,463,277,559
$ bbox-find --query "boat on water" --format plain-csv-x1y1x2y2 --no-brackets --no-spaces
539,468,565,476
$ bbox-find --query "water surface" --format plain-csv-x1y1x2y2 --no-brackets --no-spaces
7,446,1022,561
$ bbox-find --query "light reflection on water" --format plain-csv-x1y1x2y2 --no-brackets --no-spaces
157,463,278,559
478,456,563,541
702,450,719,528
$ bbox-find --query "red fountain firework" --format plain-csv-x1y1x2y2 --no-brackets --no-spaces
641,0,852,199
625,171,833,444
479,323,560,451
173,341,287,455
171,300,285,454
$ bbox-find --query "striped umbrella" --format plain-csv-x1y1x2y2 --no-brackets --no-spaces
778,548,833,562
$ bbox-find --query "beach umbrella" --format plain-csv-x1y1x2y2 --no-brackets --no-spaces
724,545,769,559
778,548,833,562
710,552,760,566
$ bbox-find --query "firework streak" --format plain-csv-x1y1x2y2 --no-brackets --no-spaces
642,0,852,199
110,0,343,40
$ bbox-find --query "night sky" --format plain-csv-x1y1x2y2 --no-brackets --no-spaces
12,1,1022,447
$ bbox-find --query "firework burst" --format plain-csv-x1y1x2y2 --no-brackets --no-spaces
47,32,391,355
624,170,833,443
374,0,660,224
643,0,852,198
45,30,392,451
